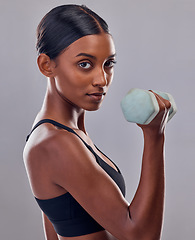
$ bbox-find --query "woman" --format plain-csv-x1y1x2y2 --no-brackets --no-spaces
23,4,171,240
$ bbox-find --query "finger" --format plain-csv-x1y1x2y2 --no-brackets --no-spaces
149,90,170,126
149,90,171,110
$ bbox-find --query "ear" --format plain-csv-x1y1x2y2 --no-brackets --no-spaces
37,53,56,77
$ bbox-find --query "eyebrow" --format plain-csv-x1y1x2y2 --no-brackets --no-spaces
75,53,116,59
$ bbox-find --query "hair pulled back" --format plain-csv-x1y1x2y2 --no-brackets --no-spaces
36,4,110,59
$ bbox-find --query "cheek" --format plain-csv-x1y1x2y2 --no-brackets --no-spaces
107,71,114,86
55,68,91,92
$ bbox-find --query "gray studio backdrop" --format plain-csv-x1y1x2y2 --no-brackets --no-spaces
0,0,194,239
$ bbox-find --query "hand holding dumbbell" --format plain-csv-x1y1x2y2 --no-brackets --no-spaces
121,88,177,125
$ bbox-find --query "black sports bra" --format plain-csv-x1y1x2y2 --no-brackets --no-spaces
26,119,126,237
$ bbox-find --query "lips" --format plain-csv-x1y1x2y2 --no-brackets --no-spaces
86,92,106,102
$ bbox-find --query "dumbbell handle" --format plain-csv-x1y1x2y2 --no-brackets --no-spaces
121,88,177,125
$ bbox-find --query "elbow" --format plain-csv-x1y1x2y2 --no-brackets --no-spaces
121,219,162,240
122,229,162,240
114,209,162,240
132,229,162,240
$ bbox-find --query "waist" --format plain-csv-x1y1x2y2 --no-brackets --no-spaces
58,229,117,240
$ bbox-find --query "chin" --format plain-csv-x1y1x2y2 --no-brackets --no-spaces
84,103,102,111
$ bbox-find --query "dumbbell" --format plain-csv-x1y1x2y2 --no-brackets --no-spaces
121,88,177,125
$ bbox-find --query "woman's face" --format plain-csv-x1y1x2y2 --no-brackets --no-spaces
53,33,116,111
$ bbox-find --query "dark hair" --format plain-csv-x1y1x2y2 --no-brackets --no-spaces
36,4,110,59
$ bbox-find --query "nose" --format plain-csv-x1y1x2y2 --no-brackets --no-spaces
92,68,107,87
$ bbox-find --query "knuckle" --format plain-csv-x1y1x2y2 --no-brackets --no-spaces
159,100,170,113
158,98,171,109
164,99,171,109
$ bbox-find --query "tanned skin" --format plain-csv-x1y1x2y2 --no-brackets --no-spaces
23,33,171,240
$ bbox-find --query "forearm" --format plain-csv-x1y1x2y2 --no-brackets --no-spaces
42,212,59,240
129,131,165,239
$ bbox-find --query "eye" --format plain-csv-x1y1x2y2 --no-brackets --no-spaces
78,61,92,69
104,59,117,68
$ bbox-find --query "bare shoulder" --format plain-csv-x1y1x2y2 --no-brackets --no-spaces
23,123,78,165
23,123,87,197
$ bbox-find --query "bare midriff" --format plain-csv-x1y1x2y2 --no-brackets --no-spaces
58,230,118,240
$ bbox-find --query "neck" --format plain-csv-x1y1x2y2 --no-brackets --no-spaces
37,78,86,133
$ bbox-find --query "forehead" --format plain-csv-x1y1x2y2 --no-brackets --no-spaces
62,34,115,58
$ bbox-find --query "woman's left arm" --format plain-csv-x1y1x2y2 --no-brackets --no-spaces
42,212,59,240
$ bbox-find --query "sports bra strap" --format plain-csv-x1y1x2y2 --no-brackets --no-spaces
26,119,96,155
